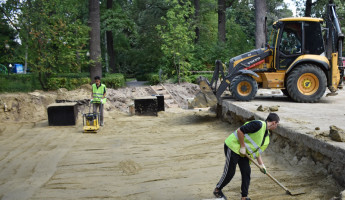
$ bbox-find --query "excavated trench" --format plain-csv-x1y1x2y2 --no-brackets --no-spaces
0,85,344,199
218,106,345,200
0,109,343,200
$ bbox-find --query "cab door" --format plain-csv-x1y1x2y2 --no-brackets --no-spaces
276,22,303,70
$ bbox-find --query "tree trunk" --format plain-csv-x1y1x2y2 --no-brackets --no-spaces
25,0,32,74
194,0,200,43
24,44,28,74
305,0,312,17
104,32,109,72
106,0,116,73
218,0,226,43
89,0,102,81
255,0,267,48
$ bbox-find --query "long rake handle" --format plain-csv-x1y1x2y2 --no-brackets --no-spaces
246,155,291,193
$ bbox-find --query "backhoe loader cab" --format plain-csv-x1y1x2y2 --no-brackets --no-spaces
190,1,343,107
268,17,334,102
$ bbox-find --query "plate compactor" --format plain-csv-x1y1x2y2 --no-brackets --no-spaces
82,101,100,133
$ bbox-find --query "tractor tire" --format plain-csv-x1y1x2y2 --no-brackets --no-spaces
286,64,327,103
230,75,258,101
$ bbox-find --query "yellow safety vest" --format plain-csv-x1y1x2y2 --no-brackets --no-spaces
92,83,106,104
225,120,269,159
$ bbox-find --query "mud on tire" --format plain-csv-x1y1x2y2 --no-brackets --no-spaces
230,75,258,101
286,64,327,103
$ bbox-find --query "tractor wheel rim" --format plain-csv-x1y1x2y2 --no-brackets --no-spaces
237,81,252,96
297,73,319,95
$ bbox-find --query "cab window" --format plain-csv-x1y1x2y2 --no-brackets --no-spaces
279,22,302,55
304,22,324,54
269,29,278,48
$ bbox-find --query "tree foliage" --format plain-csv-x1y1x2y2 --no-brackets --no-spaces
156,0,195,83
100,0,137,74
3,0,344,84
0,16,18,67
1,0,90,76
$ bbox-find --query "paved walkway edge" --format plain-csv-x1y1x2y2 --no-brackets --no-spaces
219,100,345,188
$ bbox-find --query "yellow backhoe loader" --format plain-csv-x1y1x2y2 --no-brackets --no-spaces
191,0,344,108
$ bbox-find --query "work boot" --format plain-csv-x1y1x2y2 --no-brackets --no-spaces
241,198,251,200
213,188,227,199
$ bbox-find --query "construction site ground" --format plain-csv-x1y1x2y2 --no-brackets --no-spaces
0,83,344,200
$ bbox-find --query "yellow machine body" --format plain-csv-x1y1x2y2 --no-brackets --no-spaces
191,6,344,106
83,113,100,133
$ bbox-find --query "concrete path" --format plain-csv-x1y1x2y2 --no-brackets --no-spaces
227,89,345,134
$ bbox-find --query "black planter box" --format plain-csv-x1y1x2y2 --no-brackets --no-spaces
156,95,165,112
134,95,165,116
47,103,77,126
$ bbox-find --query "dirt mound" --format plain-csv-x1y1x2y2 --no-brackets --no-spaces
161,82,199,108
0,82,200,122
104,82,199,112
0,91,56,122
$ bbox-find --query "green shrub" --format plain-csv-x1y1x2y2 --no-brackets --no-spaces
147,73,160,85
0,74,42,93
47,77,68,90
47,73,125,90
46,72,91,90
186,73,214,84
46,77,90,90
135,72,167,84
102,73,125,89
135,73,148,81
0,73,125,92
51,72,90,78
70,78,90,89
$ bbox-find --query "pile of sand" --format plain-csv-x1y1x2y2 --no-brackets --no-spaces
0,91,56,122
0,82,200,122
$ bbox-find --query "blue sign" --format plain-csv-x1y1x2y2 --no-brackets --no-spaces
12,64,24,74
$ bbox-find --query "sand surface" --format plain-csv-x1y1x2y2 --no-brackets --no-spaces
0,83,343,199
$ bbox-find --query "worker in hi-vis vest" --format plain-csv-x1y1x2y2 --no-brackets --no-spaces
213,113,280,200
91,76,106,126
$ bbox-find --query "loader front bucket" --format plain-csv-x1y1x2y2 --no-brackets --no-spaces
188,76,218,108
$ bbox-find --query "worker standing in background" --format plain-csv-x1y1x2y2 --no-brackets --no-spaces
91,76,106,126
213,113,280,200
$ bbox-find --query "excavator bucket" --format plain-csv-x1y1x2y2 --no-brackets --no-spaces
189,77,218,108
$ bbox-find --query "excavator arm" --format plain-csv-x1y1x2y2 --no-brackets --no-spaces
326,0,344,89
326,0,344,60
189,48,272,108
214,48,272,102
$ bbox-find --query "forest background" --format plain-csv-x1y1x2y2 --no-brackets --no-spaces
0,0,344,90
